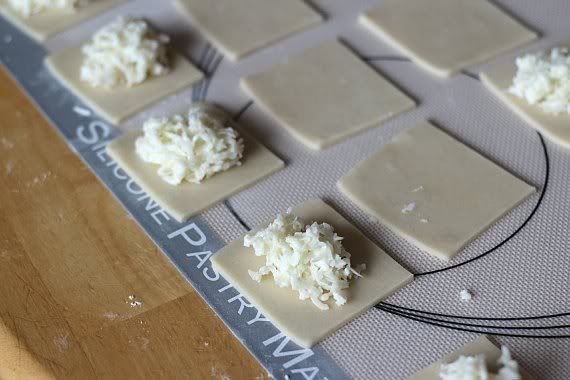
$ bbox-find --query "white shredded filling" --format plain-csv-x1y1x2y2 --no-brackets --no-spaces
509,47,570,115
7,0,86,18
135,104,244,186
439,346,521,380
80,16,170,89
244,211,365,311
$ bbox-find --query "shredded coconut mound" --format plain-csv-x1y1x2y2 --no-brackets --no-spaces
244,211,365,311
8,0,86,18
80,17,170,89
509,47,570,115
135,104,244,186
439,346,521,380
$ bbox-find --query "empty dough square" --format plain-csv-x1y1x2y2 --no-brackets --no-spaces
211,199,413,348
338,121,535,261
0,0,127,42
360,0,537,77
106,128,284,222
174,0,322,61
241,40,415,150
45,46,203,124
407,336,531,380
481,56,570,149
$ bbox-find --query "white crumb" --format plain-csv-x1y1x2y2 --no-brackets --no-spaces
401,202,416,214
460,289,473,302
412,185,424,192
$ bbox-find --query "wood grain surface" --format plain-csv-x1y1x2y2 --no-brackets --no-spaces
0,67,267,379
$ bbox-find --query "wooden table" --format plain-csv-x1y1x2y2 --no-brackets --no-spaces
0,67,267,379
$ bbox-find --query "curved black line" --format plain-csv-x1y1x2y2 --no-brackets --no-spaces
363,55,411,63
377,306,570,338
224,200,251,231
233,100,254,122
192,44,212,102
461,69,480,81
377,304,570,330
379,302,570,322
201,55,224,101
414,132,549,277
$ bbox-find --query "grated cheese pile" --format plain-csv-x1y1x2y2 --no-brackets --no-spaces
509,47,570,115
80,17,170,89
7,0,86,18
440,346,521,380
135,104,244,186
244,211,365,311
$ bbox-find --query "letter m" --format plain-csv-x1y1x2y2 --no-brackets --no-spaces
262,332,314,369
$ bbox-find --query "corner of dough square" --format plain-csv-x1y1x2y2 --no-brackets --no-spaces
338,121,535,261
211,199,413,348
175,0,322,61
0,0,127,42
241,40,415,150
481,57,570,149
106,128,284,222
45,46,203,125
359,0,537,77
407,336,531,380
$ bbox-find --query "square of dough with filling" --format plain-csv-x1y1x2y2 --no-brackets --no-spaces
174,0,322,61
481,55,570,149
338,121,535,261
45,46,203,125
106,127,284,222
241,40,415,150
0,0,127,42
211,199,413,348
360,0,537,77
407,336,531,379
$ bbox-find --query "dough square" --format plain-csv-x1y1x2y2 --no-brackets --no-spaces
211,199,413,348
174,0,322,61
338,121,535,261
360,0,537,77
407,336,531,380
481,56,570,149
0,0,127,42
45,46,203,125
241,40,415,150
106,128,284,222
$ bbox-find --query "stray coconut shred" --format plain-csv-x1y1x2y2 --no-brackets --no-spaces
80,16,170,89
244,211,365,311
135,104,244,186
8,0,87,18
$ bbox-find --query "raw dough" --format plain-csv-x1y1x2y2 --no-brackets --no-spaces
241,40,415,150
407,336,530,380
338,121,535,261
0,0,126,42
360,0,537,77
174,0,321,61
481,55,570,149
106,125,283,222
45,45,203,124
211,199,413,348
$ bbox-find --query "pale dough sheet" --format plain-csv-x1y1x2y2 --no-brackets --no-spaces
481,58,570,150
360,0,537,77
0,0,127,42
211,199,414,349
407,336,531,380
106,128,284,223
45,46,203,124
338,121,535,261
241,40,415,150
174,0,322,61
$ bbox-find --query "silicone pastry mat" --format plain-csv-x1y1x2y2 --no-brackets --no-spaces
1,1,570,379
